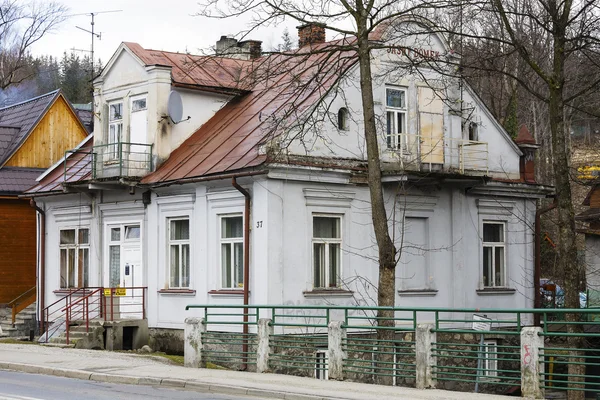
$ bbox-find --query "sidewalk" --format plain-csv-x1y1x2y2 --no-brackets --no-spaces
0,343,509,400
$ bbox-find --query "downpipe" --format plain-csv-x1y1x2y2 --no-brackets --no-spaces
29,199,45,334
232,177,251,370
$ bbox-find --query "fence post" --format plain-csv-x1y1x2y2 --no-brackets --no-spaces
184,317,206,368
416,323,436,389
256,318,273,373
328,321,346,380
521,326,544,399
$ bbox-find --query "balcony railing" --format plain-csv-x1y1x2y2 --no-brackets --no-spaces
92,142,153,180
391,133,488,174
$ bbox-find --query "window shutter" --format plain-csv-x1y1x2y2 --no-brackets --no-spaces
418,87,444,164
102,103,109,144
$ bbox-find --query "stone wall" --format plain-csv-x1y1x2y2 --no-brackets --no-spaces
149,328,184,355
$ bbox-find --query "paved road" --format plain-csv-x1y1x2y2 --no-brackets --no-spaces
0,370,261,400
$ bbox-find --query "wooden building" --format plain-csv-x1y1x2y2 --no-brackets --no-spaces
0,90,88,305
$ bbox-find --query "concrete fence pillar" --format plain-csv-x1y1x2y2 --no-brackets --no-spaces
521,327,544,399
184,317,206,368
416,323,436,389
256,318,273,373
328,321,346,380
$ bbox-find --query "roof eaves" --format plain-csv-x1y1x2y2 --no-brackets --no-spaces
171,82,250,96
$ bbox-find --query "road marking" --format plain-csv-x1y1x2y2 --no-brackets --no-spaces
0,395,46,400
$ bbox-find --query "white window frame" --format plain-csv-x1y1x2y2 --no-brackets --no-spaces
315,349,329,380
168,218,191,289
131,96,147,113
59,227,90,289
385,86,408,150
312,214,342,289
482,221,506,288
482,340,498,377
108,101,123,159
220,214,244,289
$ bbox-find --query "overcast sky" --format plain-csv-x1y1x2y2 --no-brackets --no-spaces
32,0,297,63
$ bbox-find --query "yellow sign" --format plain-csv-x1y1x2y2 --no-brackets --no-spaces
103,288,112,296
115,288,127,296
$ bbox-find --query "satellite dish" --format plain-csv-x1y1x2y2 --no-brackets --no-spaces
167,90,183,123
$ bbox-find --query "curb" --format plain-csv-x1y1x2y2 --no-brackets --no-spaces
0,362,341,400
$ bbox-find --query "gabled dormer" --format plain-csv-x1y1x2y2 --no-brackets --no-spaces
88,42,250,181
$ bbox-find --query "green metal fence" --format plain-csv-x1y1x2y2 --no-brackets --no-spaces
186,304,600,396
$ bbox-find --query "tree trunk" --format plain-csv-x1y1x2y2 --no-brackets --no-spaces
355,15,397,385
548,14,584,399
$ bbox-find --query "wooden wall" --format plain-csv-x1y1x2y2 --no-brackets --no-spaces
0,199,36,303
4,96,88,168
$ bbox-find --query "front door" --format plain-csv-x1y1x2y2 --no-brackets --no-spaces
106,224,143,319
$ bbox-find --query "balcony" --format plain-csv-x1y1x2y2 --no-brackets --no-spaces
92,142,153,180
391,133,488,175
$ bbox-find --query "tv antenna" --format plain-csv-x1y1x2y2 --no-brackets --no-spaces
73,10,123,83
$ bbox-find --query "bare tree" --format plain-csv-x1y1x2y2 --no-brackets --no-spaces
432,0,600,397
0,0,67,90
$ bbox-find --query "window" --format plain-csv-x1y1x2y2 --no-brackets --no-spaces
313,215,342,288
315,349,328,380
482,340,498,377
59,228,89,288
482,222,506,287
468,121,478,141
337,107,348,130
108,102,123,158
131,98,147,112
221,215,244,288
169,219,190,288
386,87,407,150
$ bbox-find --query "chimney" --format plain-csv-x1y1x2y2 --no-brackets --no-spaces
239,40,263,59
216,36,262,60
515,125,539,183
297,22,326,48
216,36,239,55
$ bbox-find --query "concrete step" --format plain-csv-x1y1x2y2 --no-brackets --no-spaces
49,336,79,345
40,342,75,348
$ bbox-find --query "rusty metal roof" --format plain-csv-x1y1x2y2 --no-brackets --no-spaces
142,41,358,185
124,42,253,93
25,135,93,195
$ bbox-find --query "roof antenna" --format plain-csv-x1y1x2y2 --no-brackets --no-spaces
72,9,123,107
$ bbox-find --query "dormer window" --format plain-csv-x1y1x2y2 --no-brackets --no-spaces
337,107,349,130
386,87,407,149
109,101,123,158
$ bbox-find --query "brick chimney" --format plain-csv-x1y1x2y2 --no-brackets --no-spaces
239,40,263,59
297,23,326,48
515,124,539,183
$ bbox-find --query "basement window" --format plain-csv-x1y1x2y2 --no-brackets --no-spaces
315,349,328,380
482,340,498,377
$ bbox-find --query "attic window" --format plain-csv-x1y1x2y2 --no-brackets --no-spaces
337,107,349,130
469,121,478,141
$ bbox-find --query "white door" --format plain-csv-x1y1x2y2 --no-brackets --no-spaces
106,224,143,319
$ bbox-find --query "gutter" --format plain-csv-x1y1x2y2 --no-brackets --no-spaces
534,198,557,326
147,170,267,189
231,177,251,371
29,199,45,333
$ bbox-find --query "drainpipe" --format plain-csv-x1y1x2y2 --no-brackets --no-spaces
534,198,557,326
232,177,251,370
30,199,45,333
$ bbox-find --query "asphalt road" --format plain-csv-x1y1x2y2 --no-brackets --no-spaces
0,370,262,400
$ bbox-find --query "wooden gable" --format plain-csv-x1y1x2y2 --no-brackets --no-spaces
4,95,88,169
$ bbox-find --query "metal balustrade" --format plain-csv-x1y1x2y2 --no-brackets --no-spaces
185,304,600,396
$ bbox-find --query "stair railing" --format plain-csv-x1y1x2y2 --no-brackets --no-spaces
7,286,36,327
42,288,87,343
61,288,103,344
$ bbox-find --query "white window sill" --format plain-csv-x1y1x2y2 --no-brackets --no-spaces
398,289,438,297
476,288,516,295
208,290,246,297
158,289,196,296
303,289,354,298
